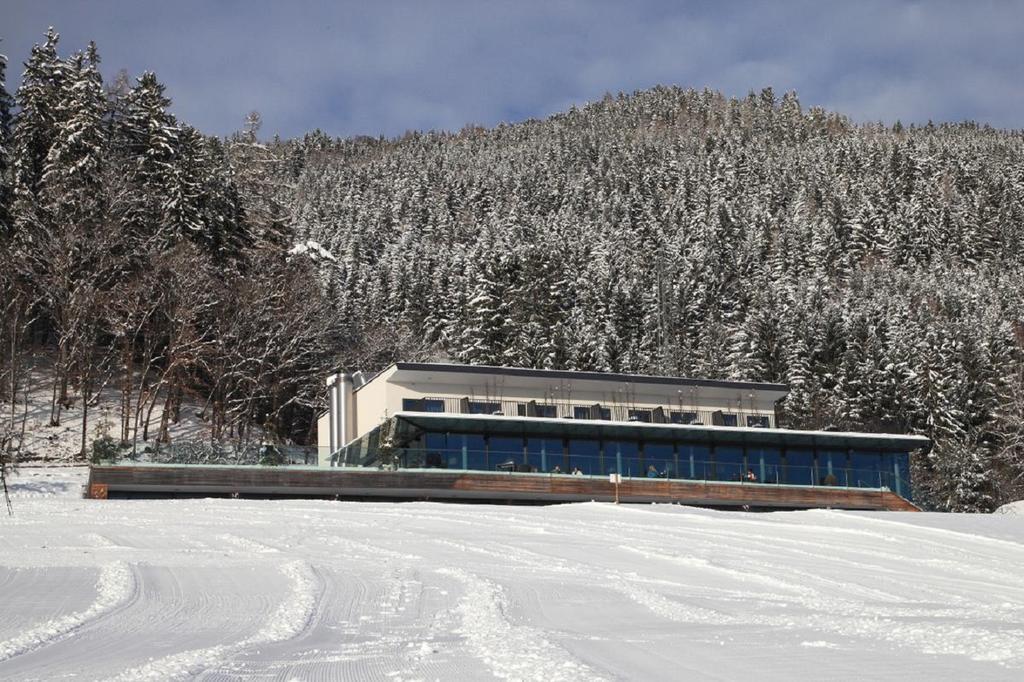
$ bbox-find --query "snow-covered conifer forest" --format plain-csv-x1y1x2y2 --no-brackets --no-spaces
3,31,1024,511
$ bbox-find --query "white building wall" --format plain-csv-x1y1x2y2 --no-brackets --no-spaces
353,365,397,437
343,365,787,442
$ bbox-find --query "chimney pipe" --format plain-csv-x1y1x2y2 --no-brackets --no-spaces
338,373,355,448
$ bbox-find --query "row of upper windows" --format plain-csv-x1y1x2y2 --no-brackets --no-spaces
401,398,771,428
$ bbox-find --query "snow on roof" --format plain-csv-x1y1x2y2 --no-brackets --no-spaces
386,362,790,393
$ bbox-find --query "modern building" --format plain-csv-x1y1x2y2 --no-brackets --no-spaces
316,362,927,508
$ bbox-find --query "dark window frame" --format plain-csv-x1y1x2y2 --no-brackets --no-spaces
402,398,446,413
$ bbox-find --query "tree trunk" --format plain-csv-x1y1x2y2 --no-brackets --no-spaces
80,369,90,460
143,383,162,443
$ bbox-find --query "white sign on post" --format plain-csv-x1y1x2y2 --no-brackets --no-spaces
609,473,622,484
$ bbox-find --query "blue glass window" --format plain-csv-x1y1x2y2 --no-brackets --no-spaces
403,398,445,413
893,452,911,499
644,443,674,478
489,436,525,471
467,401,500,414
628,409,652,423
721,413,738,427
849,450,881,488
749,447,782,483
527,438,564,472
607,440,641,477
746,415,770,428
423,432,449,469
670,411,698,424
518,403,558,418
714,445,745,481
819,450,847,485
462,434,487,471
784,448,816,485
567,439,600,475
678,443,710,479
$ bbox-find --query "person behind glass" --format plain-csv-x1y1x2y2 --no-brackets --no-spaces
572,466,583,476
745,468,758,482
551,464,563,475
647,464,660,478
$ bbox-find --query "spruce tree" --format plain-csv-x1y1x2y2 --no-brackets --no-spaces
0,50,13,237
12,28,63,242
116,71,179,258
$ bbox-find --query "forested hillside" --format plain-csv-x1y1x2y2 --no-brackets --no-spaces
3,31,1024,510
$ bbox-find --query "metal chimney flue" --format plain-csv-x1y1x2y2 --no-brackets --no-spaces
326,373,356,457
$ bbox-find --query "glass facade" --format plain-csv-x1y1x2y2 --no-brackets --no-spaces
462,434,486,470
683,443,710,479
849,450,881,488
392,427,916,501
644,442,675,478
607,440,641,476
568,439,600,475
893,452,910,498
714,445,745,481
670,411,698,424
748,446,782,483
489,436,524,470
783,448,816,486
527,438,564,472
818,449,846,485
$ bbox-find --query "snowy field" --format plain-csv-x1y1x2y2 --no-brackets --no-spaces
1,469,1023,681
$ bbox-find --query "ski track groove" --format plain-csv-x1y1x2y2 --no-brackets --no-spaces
0,561,136,663
417,512,1024,670
109,559,320,681
438,567,608,682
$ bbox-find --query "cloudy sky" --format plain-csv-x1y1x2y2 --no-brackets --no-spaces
3,1,1022,139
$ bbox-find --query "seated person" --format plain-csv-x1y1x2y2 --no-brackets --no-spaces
745,468,758,482
647,465,660,478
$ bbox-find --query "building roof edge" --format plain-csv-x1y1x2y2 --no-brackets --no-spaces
390,362,789,393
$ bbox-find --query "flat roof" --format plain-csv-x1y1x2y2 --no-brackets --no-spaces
392,412,931,453
383,362,790,394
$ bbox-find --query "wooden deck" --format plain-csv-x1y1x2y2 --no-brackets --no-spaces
86,465,919,511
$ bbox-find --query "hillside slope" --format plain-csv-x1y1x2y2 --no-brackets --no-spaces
292,87,1024,511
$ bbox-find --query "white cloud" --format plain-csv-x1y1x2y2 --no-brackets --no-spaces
3,0,1023,137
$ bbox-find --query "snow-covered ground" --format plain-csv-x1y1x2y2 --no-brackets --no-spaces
5,359,222,463
2,468,1024,681
996,500,1024,515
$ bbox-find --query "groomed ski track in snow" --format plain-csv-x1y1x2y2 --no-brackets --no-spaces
1,468,1023,681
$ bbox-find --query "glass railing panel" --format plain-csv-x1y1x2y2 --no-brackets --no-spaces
90,440,326,467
